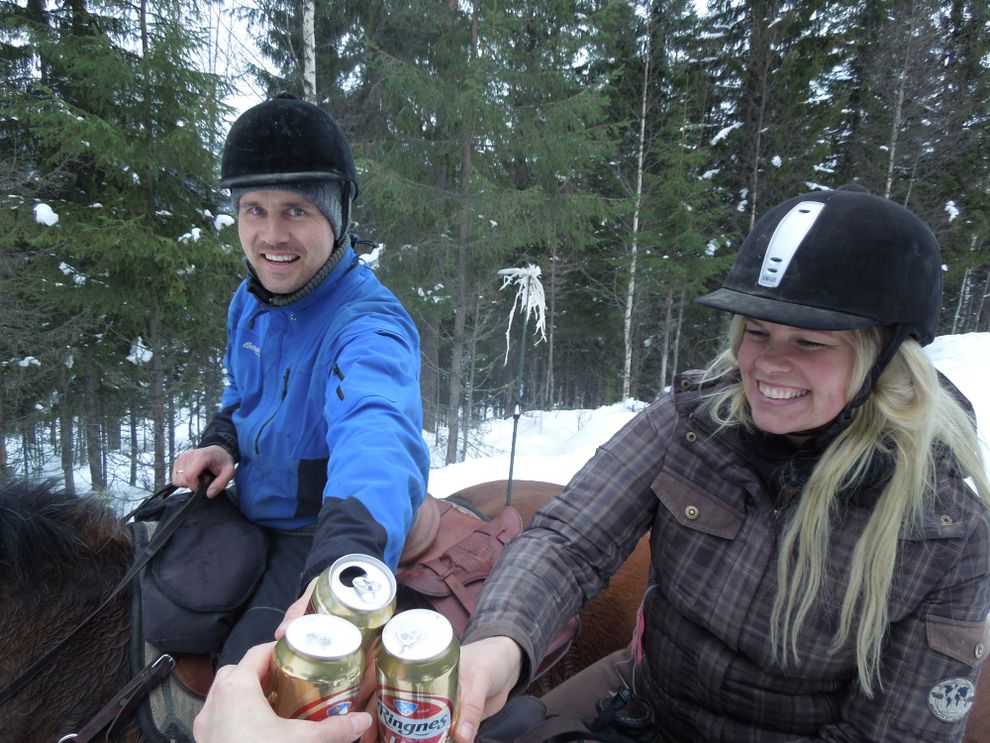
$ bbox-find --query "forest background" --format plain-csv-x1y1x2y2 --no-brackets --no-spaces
3,0,989,496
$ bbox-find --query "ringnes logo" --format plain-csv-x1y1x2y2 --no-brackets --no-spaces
378,693,453,742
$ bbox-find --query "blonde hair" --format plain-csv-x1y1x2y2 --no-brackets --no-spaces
702,315,990,696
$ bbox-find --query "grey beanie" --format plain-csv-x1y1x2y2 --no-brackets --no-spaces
230,181,346,242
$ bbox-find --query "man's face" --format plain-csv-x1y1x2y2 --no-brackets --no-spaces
237,190,334,295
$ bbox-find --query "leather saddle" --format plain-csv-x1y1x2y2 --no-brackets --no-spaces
396,494,580,678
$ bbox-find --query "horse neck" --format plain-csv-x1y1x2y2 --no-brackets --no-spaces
0,592,140,741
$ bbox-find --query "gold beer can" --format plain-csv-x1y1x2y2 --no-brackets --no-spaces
376,609,459,743
268,613,364,720
308,553,397,648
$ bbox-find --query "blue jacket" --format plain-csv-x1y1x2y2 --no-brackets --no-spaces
201,245,429,583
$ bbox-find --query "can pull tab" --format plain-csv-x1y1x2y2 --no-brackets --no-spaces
396,629,424,654
340,566,382,601
351,575,381,601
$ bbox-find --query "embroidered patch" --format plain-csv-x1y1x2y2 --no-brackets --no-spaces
928,678,975,722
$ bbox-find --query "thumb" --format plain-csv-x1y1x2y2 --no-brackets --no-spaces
454,693,485,743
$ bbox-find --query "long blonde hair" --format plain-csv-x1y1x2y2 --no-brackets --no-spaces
703,315,989,696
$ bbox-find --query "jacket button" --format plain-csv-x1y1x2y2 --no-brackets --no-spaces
940,515,953,526
685,431,697,443
976,643,985,659
680,379,691,390
685,505,699,520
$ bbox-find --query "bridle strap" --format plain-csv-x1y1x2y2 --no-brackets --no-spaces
57,654,176,743
0,480,207,706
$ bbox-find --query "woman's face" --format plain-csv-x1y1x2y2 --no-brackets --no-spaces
737,318,859,437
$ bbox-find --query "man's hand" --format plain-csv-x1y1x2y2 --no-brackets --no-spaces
454,636,524,743
172,445,235,497
192,642,373,743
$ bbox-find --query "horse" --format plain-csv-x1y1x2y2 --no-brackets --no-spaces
3,477,989,742
0,478,141,742
0,477,639,741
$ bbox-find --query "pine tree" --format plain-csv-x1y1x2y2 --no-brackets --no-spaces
0,0,239,489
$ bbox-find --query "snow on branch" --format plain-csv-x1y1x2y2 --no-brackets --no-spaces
498,264,547,365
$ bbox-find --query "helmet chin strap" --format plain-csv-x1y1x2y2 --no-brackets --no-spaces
785,325,909,446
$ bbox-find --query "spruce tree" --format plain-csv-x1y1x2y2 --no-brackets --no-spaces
0,0,239,490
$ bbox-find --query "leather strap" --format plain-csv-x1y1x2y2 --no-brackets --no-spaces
59,654,176,743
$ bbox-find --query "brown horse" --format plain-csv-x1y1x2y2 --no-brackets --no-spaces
0,478,142,742
3,477,988,742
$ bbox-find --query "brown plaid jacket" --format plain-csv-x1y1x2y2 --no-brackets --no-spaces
465,371,990,742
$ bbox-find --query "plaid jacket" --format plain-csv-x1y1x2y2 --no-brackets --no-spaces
464,371,990,742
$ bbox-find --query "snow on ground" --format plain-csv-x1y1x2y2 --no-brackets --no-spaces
46,332,990,508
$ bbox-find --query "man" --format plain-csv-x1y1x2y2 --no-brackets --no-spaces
172,94,429,666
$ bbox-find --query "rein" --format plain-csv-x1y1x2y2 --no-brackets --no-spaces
0,481,206,723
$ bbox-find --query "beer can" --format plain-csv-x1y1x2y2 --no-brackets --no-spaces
268,613,364,720
308,553,397,648
376,609,459,743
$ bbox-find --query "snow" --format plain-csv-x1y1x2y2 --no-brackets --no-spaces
359,244,385,268
27,333,990,517
498,265,548,364
126,337,152,366
179,227,202,243
34,203,59,226
945,201,960,222
711,122,742,145
214,214,236,231
428,333,990,497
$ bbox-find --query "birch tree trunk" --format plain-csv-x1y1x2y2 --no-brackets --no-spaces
952,266,971,335
444,1,479,465
58,361,75,496
84,366,106,491
623,30,651,401
544,248,557,407
884,2,917,199
141,0,167,489
302,0,317,102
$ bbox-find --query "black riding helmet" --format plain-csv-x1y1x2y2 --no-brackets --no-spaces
697,184,941,344
697,184,943,430
220,93,359,249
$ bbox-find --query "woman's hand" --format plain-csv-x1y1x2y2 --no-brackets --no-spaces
454,636,524,743
192,642,373,743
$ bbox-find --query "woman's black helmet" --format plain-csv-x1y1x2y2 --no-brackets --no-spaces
696,184,942,345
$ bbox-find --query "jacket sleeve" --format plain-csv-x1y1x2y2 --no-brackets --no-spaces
199,304,242,462
463,402,669,690
301,317,430,586
803,496,990,742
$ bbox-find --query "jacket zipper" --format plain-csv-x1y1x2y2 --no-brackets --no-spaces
255,368,290,455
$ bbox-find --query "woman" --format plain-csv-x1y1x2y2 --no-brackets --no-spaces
455,185,990,742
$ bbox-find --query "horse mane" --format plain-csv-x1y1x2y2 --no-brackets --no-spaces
0,477,131,588
0,477,137,741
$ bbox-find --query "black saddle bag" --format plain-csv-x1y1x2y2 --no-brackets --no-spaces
137,489,267,655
